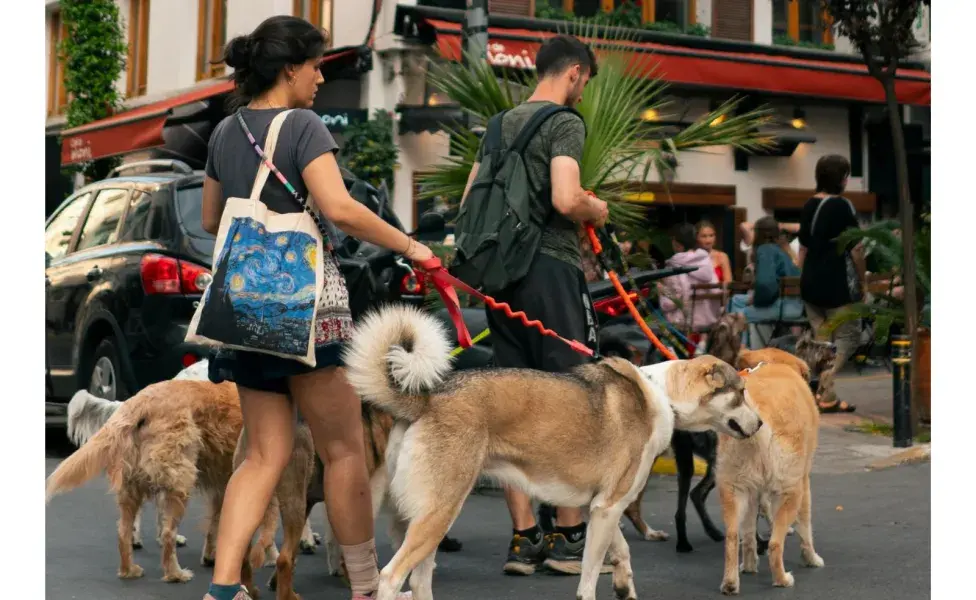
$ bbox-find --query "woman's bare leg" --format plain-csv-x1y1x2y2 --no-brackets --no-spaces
211,387,296,586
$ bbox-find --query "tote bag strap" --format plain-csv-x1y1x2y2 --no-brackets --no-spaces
243,109,293,201
236,109,337,252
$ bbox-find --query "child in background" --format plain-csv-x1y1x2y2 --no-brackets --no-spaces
657,223,721,334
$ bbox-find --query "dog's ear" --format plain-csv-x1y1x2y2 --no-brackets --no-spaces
706,362,733,390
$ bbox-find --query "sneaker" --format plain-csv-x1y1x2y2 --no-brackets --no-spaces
203,586,252,600
542,532,614,575
502,531,547,575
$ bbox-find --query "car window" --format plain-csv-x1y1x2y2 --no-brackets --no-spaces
44,192,91,261
75,188,129,251
118,190,153,242
175,186,216,258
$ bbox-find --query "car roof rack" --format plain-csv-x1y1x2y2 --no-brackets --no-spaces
108,159,194,178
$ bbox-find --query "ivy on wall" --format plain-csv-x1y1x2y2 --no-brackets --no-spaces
60,0,127,180
340,110,399,191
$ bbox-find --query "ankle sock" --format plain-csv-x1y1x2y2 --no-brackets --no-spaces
556,522,587,543
514,525,543,545
207,583,242,600
341,539,380,595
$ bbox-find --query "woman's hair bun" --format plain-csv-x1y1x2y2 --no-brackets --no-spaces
224,34,254,71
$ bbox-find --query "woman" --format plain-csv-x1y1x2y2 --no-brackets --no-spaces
657,223,721,333
695,220,732,284
798,154,862,413
728,217,803,349
200,17,430,600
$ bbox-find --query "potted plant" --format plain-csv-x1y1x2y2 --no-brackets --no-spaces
823,215,932,423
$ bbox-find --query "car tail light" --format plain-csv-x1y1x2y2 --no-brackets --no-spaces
141,254,212,296
182,353,199,368
400,270,428,295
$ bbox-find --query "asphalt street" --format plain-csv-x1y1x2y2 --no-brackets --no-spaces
45,437,930,600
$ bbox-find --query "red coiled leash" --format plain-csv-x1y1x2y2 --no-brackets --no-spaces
417,256,594,357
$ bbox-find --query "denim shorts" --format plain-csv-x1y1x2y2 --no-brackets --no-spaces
207,342,346,395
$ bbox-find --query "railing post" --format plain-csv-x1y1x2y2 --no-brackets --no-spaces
891,334,913,448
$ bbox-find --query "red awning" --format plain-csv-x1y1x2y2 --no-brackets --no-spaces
60,79,235,165
425,19,931,106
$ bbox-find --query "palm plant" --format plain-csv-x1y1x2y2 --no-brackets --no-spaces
418,20,776,240
823,215,931,342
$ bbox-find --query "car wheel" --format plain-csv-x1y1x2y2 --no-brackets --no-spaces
87,338,129,401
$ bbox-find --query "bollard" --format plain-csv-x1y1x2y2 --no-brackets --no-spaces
891,335,913,448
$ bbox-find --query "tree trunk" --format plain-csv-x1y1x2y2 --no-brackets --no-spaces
882,77,920,431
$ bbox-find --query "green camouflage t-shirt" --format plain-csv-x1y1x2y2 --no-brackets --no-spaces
474,101,586,270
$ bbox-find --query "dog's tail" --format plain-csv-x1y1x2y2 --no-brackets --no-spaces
66,390,123,447
47,395,142,503
343,304,453,422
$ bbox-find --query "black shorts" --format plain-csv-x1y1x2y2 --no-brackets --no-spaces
485,253,598,373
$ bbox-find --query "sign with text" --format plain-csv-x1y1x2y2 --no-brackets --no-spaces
316,108,368,133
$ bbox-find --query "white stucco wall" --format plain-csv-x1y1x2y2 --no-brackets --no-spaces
671,99,864,220
753,0,773,45
696,0,712,29
145,0,198,95
332,0,374,49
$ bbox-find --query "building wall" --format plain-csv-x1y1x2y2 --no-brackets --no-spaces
145,0,198,95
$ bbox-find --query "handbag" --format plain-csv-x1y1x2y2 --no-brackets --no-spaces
186,109,338,366
810,195,862,304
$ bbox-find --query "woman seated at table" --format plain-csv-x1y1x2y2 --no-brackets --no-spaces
695,220,732,284
657,223,721,334
728,217,803,349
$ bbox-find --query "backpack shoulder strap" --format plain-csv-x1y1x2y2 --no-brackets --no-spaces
510,104,582,156
482,110,508,154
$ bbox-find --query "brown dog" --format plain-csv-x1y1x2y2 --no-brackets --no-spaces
717,351,824,595
46,380,251,582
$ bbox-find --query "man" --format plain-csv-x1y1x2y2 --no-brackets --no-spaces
459,35,609,576
798,154,864,413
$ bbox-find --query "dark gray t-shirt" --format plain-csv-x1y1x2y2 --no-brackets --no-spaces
205,108,339,218
474,101,586,270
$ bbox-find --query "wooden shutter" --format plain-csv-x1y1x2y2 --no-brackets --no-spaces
712,0,754,41
489,0,535,17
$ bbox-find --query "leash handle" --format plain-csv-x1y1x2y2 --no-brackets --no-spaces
414,257,594,357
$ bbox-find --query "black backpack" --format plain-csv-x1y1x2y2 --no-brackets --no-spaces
450,104,581,294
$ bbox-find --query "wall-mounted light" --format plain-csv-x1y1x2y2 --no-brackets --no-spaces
791,107,807,129
641,108,659,122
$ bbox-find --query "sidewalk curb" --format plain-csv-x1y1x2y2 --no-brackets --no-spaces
867,444,931,471
651,455,707,477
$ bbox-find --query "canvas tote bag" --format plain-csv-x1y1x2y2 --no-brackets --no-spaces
186,109,327,366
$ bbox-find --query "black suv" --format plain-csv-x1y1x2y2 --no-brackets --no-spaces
45,160,215,422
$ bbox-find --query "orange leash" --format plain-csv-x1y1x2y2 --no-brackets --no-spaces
584,224,678,361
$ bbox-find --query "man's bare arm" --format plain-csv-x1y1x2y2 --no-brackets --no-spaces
550,156,607,224
459,162,480,208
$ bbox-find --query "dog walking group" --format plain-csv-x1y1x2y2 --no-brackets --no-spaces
46,19,837,600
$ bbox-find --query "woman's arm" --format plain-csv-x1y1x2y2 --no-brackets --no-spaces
717,251,732,284
201,176,224,235
302,152,432,261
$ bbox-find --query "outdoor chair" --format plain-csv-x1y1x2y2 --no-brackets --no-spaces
747,276,810,348
688,282,729,335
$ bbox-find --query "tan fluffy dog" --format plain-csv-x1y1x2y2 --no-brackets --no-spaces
717,349,825,595
46,380,250,582
344,305,764,600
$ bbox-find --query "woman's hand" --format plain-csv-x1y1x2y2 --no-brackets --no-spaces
404,239,434,263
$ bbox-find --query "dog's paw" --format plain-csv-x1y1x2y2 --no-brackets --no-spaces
802,551,825,568
176,534,187,547
131,539,144,550
787,525,795,536
675,541,693,553
313,532,323,545
773,571,795,588
720,578,740,595
163,568,194,583
756,537,769,556
613,583,638,600
642,528,669,542
740,557,759,574
201,555,215,568
299,539,317,555
117,564,144,579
